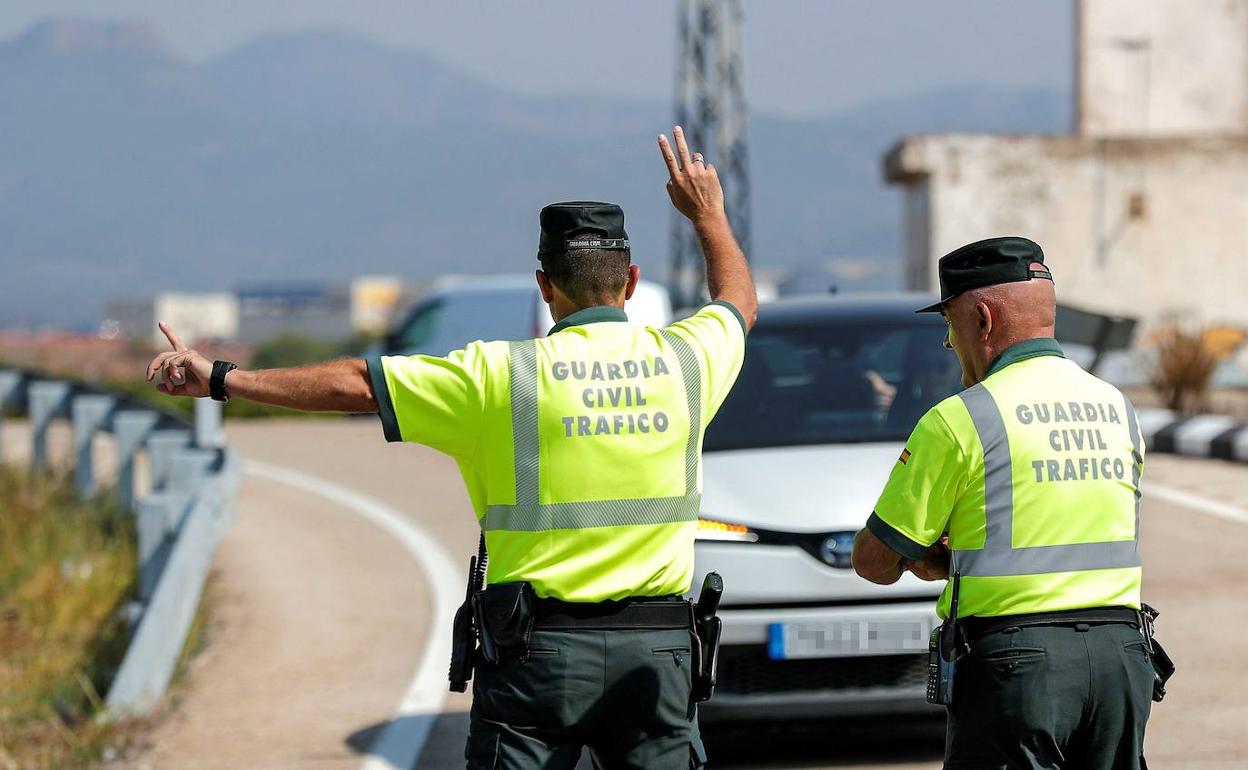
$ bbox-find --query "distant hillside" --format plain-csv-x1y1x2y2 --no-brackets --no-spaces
0,19,1069,327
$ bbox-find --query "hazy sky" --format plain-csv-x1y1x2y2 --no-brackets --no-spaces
0,1,1073,117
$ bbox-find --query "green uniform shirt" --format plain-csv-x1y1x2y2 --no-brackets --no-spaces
869,338,1145,618
367,301,747,602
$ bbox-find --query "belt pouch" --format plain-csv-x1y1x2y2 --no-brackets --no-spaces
474,583,536,659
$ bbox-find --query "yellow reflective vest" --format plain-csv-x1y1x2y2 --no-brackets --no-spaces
368,302,746,602
870,338,1144,618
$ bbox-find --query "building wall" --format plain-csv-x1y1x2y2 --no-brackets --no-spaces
885,134,1248,326
349,276,403,335
1078,0,1248,137
152,293,240,347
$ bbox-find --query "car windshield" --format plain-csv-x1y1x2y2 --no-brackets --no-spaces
703,318,963,451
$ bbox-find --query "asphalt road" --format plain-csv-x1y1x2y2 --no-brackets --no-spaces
112,421,1248,770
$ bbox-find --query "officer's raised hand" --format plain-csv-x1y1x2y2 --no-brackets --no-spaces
145,321,213,398
658,126,757,330
658,126,725,224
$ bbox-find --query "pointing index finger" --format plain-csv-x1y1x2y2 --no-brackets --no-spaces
158,321,187,352
657,134,680,178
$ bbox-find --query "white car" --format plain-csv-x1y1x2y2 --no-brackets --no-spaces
382,274,672,357
693,294,964,722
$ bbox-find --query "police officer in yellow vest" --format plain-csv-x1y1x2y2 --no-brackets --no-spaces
852,237,1157,769
144,125,757,769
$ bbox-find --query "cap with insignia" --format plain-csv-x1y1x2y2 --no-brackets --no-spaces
537,201,630,259
915,236,1053,313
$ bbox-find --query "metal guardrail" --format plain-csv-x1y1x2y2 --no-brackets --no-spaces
0,368,241,715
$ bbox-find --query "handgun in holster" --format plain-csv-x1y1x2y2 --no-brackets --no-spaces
691,572,724,703
927,571,967,706
1140,603,1175,703
448,535,488,693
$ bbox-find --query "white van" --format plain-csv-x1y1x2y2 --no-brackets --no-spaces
382,275,672,357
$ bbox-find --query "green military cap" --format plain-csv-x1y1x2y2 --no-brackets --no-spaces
537,201,631,258
915,236,1053,313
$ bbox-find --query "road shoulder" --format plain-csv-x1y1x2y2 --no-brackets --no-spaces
124,472,430,770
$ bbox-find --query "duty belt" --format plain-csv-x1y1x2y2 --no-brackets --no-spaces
962,606,1140,643
533,596,692,630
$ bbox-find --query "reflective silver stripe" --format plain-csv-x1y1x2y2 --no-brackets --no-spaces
508,340,540,507
960,384,1013,553
661,330,702,494
956,382,1140,577
953,540,1139,577
1123,395,1143,539
492,335,705,533
483,493,701,532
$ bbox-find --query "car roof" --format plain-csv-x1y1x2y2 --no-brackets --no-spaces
756,292,943,326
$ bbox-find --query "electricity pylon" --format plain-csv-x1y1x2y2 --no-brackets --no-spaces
670,0,752,309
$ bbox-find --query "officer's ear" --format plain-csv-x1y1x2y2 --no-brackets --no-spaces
623,264,640,301
536,269,555,304
975,301,993,340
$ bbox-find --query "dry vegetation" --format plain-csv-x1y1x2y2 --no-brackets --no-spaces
0,468,138,769
1148,322,1247,414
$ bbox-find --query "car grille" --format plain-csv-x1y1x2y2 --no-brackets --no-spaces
717,645,928,695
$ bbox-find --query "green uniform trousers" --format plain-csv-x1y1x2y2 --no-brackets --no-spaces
465,627,708,769
945,622,1154,769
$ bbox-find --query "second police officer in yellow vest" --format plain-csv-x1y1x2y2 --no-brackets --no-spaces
852,237,1167,770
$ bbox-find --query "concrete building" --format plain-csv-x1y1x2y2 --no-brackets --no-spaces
885,0,1248,328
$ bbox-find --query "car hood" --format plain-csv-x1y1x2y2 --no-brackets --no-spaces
701,443,903,533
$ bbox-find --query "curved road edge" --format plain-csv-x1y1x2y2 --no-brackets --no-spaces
244,460,463,770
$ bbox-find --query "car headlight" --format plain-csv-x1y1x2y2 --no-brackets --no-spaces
696,517,759,543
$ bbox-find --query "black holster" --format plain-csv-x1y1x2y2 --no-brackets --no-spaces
691,572,724,703
1140,603,1175,703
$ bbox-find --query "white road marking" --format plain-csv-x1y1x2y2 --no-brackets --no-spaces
1147,481,1248,526
245,460,463,770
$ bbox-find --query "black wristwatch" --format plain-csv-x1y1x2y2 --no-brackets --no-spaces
210,360,238,403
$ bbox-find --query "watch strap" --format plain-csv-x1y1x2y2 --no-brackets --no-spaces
210,360,238,402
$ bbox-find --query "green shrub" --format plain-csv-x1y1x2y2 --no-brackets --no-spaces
0,469,137,769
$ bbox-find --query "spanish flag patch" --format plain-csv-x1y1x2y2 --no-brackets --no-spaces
899,448,912,465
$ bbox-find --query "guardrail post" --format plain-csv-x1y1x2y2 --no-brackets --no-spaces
168,448,219,494
135,492,191,603
72,394,116,500
0,370,25,462
113,410,160,511
146,429,192,492
195,398,224,449
28,381,71,472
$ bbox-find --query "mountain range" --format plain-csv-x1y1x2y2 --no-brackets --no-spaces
0,19,1069,328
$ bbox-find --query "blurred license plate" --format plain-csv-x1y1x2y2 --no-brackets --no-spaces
768,616,934,659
